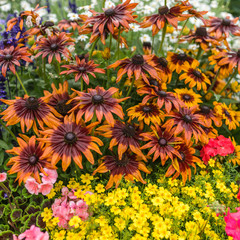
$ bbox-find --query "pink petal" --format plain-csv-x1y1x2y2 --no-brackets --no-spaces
25,178,40,195
39,183,53,195
0,172,7,182
40,168,58,184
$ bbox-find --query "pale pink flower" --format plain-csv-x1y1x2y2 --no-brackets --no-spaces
25,177,40,195
40,168,58,184
18,225,49,240
39,182,53,195
224,207,240,240
0,172,7,182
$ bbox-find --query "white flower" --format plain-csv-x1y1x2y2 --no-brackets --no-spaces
20,1,32,11
45,29,52,37
140,34,151,43
77,35,88,42
36,8,48,17
85,42,91,50
67,13,80,21
82,11,93,17
0,3,11,11
129,23,140,32
105,1,115,8
68,45,75,53
26,16,33,28
48,14,58,23
36,16,41,26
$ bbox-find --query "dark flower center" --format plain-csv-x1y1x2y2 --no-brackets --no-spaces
224,109,231,118
78,67,86,72
4,54,13,61
193,70,202,78
55,100,72,116
50,43,58,50
159,138,167,146
177,53,187,60
64,132,77,144
237,50,240,58
149,79,159,87
195,27,208,37
105,8,115,16
143,42,152,48
132,54,144,65
182,94,191,101
158,57,168,67
115,153,130,167
183,114,192,123
157,90,167,98
78,54,87,61
158,6,169,15
29,155,38,165
200,105,210,114
180,152,185,161
222,18,231,26
25,97,39,110
122,125,136,137
92,94,104,104
142,106,152,113
44,21,54,27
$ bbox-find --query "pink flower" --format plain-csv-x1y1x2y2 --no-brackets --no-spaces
40,168,58,184
237,189,240,202
25,177,40,195
39,182,53,195
0,172,7,182
224,208,240,240
18,225,49,240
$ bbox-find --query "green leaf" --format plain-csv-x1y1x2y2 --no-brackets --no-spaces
0,205,5,218
0,140,10,150
0,230,14,240
10,209,23,222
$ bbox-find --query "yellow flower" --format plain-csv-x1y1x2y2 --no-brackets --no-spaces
208,158,215,167
54,230,66,240
41,208,52,223
114,217,126,231
95,183,105,193
46,188,56,199
80,173,94,185
69,216,82,228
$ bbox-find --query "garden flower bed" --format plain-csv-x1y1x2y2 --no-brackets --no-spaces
0,0,240,239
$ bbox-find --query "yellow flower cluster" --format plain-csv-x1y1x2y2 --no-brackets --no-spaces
41,167,239,240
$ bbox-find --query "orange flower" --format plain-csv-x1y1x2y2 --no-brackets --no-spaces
38,113,103,171
93,151,150,189
6,135,55,184
0,96,61,134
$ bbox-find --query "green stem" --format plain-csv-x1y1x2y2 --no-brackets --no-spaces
165,0,167,5
204,69,220,97
158,24,167,55
107,34,113,87
81,77,84,92
175,74,179,87
219,67,238,95
43,58,50,87
102,0,106,8
0,183,19,209
126,78,135,98
117,27,121,59
57,62,63,84
174,19,188,51
89,38,99,60
0,119,17,141
15,72,28,95
152,35,155,53
196,46,203,60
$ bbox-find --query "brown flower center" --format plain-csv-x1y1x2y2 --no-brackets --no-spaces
182,94,191,101
92,94,104,104
224,109,231,118
29,155,38,165
157,90,167,98
142,106,152,113
183,114,192,123
222,18,231,26
193,70,202,78
195,27,207,37
159,138,167,146
25,97,39,110
122,125,136,137
143,42,152,48
180,152,185,161
158,6,169,15
64,132,77,144
4,54,13,61
158,57,168,67
132,54,144,65
44,21,54,27
177,53,187,60
149,79,159,87
50,43,58,50
105,8,115,16
78,67,86,72
115,153,130,167
237,50,240,58
200,105,210,114
55,100,72,116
